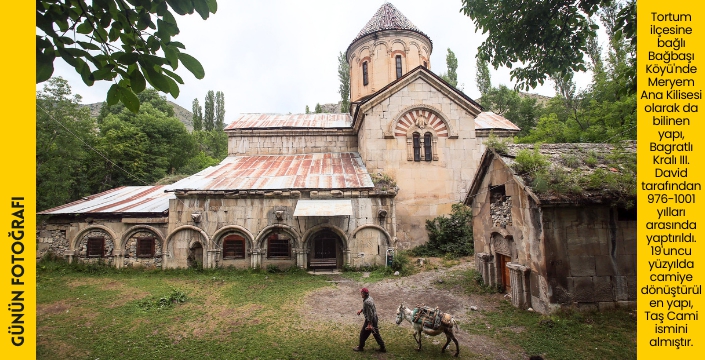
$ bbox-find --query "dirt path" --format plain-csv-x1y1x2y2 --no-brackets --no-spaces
301,259,527,359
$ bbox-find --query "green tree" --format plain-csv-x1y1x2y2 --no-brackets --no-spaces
475,57,492,99
36,0,217,112
204,90,215,131
215,91,225,130
192,98,203,131
92,102,195,189
314,103,322,113
461,0,635,92
338,52,350,113
305,105,310,114
36,77,97,211
482,85,539,136
439,48,458,88
97,88,175,123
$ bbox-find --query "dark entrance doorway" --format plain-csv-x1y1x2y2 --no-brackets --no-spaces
499,254,511,294
308,230,340,269
188,242,203,269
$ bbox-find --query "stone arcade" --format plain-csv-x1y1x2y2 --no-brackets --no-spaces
37,3,519,270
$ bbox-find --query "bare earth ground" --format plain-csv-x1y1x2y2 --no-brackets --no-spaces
301,258,527,360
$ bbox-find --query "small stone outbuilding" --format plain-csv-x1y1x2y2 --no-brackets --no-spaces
465,142,636,313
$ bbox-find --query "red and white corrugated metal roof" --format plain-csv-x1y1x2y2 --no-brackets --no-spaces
225,113,353,130
474,112,521,131
172,152,374,191
38,186,173,215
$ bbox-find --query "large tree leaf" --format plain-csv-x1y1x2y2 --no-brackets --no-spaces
116,85,140,112
178,52,204,79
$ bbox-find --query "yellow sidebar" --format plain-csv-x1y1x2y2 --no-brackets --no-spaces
0,2,36,358
638,1,704,357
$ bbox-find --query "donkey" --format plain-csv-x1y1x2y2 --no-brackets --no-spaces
395,303,460,357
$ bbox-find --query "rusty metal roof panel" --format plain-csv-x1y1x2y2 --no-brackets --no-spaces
38,186,173,215
474,111,521,131
172,152,374,191
225,113,353,130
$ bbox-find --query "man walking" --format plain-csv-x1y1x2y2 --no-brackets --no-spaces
353,287,386,352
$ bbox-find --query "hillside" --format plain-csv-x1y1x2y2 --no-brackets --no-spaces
82,101,194,131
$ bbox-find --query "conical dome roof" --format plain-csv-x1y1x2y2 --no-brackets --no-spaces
350,2,431,45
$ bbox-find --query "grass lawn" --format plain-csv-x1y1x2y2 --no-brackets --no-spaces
37,262,636,359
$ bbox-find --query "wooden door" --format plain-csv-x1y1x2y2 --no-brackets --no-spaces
500,255,511,294
314,236,336,259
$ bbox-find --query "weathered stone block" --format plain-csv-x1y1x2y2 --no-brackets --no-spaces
593,276,614,301
570,276,595,302
595,255,617,276
569,256,596,276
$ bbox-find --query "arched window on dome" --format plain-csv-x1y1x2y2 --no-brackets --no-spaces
396,55,403,79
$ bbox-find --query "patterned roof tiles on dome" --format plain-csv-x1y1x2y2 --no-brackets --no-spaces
350,2,430,45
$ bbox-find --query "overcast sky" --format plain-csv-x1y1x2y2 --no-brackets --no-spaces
45,0,593,116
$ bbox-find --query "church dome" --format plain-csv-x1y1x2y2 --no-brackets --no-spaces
349,2,432,48
346,3,433,102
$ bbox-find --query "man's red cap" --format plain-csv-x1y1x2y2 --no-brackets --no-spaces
360,288,369,294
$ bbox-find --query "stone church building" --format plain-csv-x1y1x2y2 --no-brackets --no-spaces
37,3,519,270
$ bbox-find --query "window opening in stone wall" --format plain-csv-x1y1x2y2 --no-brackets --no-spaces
87,237,104,257
223,235,246,259
413,132,421,161
363,62,369,86
490,185,512,228
396,55,402,79
424,132,432,161
137,237,155,258
618,207,637,221
267,233,291,258
423,61,427,68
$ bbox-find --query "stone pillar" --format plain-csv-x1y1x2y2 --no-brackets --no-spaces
507,263,531,309
476,252,494,286
406,138,413,161
63,250,76,264
113,250,124,269
206,249,219,268
251,249,263,268
344,249,351,268
295,248,306,268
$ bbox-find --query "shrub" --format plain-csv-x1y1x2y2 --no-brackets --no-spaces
137,287,187,310
512,147,549,174
485,131,509,154
384,250,413,276
411,203,473,258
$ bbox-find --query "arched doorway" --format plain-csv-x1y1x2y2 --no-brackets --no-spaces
308,229,342,269
187,242,204,269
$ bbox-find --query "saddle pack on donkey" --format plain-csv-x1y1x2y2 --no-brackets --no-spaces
411,305,452,330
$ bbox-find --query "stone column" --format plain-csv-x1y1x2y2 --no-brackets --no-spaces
476,252,492,285
113,250,124,269
207,249,219,268
295,248,306,268
344,249,351,268
251,250,262,268
63,250,76,264
507,263,531,309
406,138,413,161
